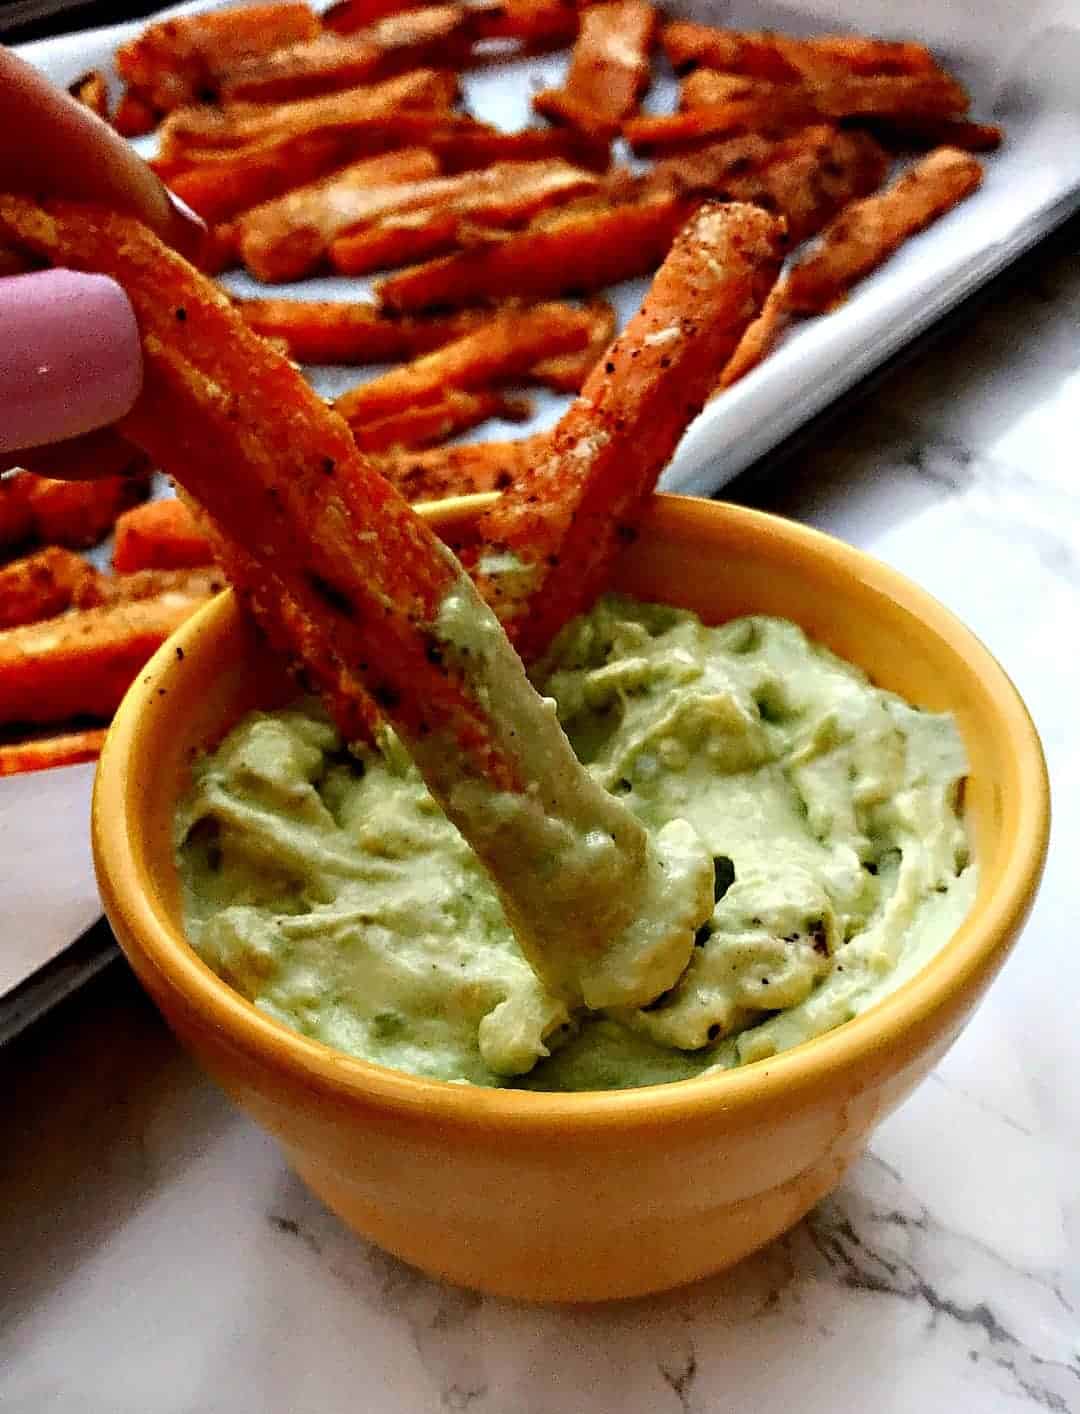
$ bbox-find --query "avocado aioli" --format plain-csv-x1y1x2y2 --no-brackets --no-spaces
177,596,974,1091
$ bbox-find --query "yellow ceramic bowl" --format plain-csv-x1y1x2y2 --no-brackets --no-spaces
92,494,1048,1302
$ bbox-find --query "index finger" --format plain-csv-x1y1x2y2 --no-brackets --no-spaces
0,47,205,261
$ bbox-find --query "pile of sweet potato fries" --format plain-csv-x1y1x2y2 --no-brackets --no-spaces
0,0,998,773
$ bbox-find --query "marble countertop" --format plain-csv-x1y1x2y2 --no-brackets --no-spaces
3,227,1078,1413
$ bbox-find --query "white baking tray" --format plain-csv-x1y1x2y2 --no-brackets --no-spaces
4,0,1080,1009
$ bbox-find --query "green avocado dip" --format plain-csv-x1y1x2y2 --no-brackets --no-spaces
176,596,975,1091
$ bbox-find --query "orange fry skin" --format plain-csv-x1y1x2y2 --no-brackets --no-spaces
0,728,110,777
530,297,615,392
235,298,495,363
0,196,528,786
351,389,531,452
165,132,358,224
0,548,103,631
679,70,773,109
625,72,966,155
112,498,217,573
714,280,790,388
158,70,458,157
334,302,591,422
115,2,320,112
661,20,938,81
624,95,818,154
650,126,889,246
734,128,889,245
236,147,440,282
377,190,689,311
468,0,582,50
372,434,544,501
324,0,425,34
327,158,602,275
856,116,1003,153
533,0,657,142
430,121,610,174
471,201,786,659
220,7,475,103
0,592,213,727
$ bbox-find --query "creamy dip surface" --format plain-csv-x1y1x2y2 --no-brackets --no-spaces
176,597,975,1091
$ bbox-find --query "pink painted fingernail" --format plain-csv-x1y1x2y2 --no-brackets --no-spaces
0,269,143,453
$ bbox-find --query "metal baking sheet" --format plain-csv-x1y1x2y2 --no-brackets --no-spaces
3,0,1079,1019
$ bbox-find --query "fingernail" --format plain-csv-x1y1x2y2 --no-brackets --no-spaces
162,185,209,266
0,269,143,453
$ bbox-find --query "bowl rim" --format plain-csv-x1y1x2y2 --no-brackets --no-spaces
93,492,1050,1131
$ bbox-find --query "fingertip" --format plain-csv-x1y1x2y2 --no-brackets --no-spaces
0,268,142,453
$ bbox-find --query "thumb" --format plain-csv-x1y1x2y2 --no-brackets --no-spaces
0,268,142,454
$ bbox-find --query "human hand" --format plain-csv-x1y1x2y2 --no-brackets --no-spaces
0,47,205,463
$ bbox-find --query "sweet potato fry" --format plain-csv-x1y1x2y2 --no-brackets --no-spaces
729,127,889,244
0,196,718,1009
782,145,983,313
220,7,474,103
328,157,602,274
661,21,938,81
116,2,320,112
679,70,772,109
324,0,426,35
713,281,789,389
662,21,806,81
17,472,150,550
112,498,217,573
372,434,544,500
0,196,502,755
113,91,158,138
429,120,609,173
352,388,531,451
624,98,818,156
377,188,689,310
471,201,785,658
159,70,458,156
165,132,356,223
0,550,221,631
69,71,110,121
0,548,103,631
773,33,942,82
335,302,590,422
95,566,228,605
235,298,493,363
0,728,109,777
626,72,966,155
530,297,615,392
236,147,440,281
857,116,1003,153
651,126,889,245
0,591,213,727
533,0,657,143
718,147,983,386
468,0,582,50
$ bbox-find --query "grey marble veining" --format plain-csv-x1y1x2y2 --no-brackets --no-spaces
2,235,1079,1413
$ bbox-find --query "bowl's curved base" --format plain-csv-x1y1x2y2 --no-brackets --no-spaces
288,1141,866,1303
